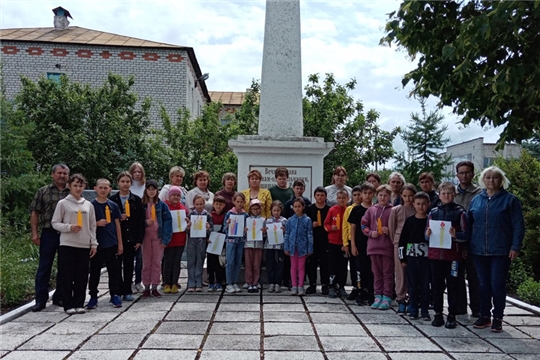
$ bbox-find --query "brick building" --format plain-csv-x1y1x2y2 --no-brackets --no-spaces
0,8,210,128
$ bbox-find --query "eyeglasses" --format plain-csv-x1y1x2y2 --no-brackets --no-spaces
457,171,472,176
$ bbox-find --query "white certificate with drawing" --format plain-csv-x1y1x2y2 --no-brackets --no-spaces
429,220,452,249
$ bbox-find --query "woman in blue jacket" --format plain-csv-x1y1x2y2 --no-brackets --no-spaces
468,166,524,333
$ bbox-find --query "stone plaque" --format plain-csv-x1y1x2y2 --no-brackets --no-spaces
250,165,312,200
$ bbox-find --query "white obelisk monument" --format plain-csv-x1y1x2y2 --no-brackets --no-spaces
229,0,333,197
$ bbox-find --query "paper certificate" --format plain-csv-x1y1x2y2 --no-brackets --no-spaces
171,210,187,233
213,224,222,232
227,215,245,237
190,215,207,238
429,220,452,249
246,218,264,241
207,232,226,255
269,222,284,245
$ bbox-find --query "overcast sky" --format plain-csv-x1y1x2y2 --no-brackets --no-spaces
1,0,503,164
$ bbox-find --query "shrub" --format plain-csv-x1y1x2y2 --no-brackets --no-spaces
517,278,540,306
507,257,532,294
0,220,42,308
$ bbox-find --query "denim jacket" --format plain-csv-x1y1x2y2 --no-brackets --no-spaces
468,189,524,256
144,200,173,247
284,214,313,257
223,208,248,243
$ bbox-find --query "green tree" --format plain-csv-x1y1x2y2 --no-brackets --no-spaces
303,73,400,185
15,73,163,185
522,132,540,161
382,0,540,145
495,151,540,280
394,98,452,184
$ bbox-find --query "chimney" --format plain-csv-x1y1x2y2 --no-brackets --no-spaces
52,6,73,30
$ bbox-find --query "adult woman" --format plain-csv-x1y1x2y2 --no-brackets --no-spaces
129,162,146,199
215,172,237,212
388,172,406,206
185,170,214,212
468,166,524,332
159,166,188,204
325,166,352,206
241,170,272,218
366,172,381,189
418,172,440,210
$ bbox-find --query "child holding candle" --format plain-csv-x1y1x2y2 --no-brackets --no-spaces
163,186,188,294
86,179,124,309
51,174,98,314
110,171,145,301
141,180,173,298
348,182,376,305
388,183,418,314
324,189,349,298
284,197,313,296
305,187,331,295
264,201,287,293
186,194,213,292
223,192,249,293
341,185,363,300
244,199,265,293
361,185,394,310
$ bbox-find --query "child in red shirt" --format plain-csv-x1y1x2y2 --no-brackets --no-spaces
324,189,349,298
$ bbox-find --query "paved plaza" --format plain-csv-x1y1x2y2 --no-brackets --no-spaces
1,270,539,360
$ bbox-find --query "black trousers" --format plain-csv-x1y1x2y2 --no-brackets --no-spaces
307,239,329,286
328,244,347,289
207,252,225,284
88,245,122,297
58,246,90,311
431,259,464,316
119,241,136,295
457,255,480,314
355,251,373,294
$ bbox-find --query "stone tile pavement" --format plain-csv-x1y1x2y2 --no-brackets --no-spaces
1,271,538,360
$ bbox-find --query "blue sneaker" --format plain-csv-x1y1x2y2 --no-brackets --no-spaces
122,294,134,301
371,295,382,309
379,296,391,311
207,283,215,292
398,301,407,314
214,283,223,291
110,295,122,308
85,297,98,309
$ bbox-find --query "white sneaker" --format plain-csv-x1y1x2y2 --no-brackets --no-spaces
274,284,282,293
225,285,235,293
243,283,249,289
290,286,298,296
233,284,242,293
135,283,144,293
65,308,77,315
268,284,275,293
75,308,86,314
298,287,305,296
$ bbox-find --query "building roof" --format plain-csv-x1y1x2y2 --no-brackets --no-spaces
0,26,182,48
0,26,211,102
209,91,246,106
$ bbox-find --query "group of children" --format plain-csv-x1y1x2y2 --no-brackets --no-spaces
51,165,468,332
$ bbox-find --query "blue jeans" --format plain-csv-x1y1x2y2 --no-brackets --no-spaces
35,229,61,305
266,249,284,284
407,256,431,317
187,239,206,288
473,254,511,319
226,241,244,285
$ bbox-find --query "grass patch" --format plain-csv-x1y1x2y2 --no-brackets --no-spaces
0,221,44,311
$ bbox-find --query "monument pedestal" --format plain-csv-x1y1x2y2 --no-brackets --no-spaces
229,135,333,198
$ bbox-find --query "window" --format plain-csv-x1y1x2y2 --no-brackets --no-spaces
47,72,63,83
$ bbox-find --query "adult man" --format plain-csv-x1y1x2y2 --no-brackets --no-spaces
454,160,482,317
29,164,70,311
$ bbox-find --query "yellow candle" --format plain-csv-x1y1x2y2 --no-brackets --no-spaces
377,218,383,234
77,209,83,227
274,224,279,244
125,200,130,217
177,211,182,231
317,210,321,225
252,219,257,240
151,204,156,221
105,205,111,223
336,213,341,230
